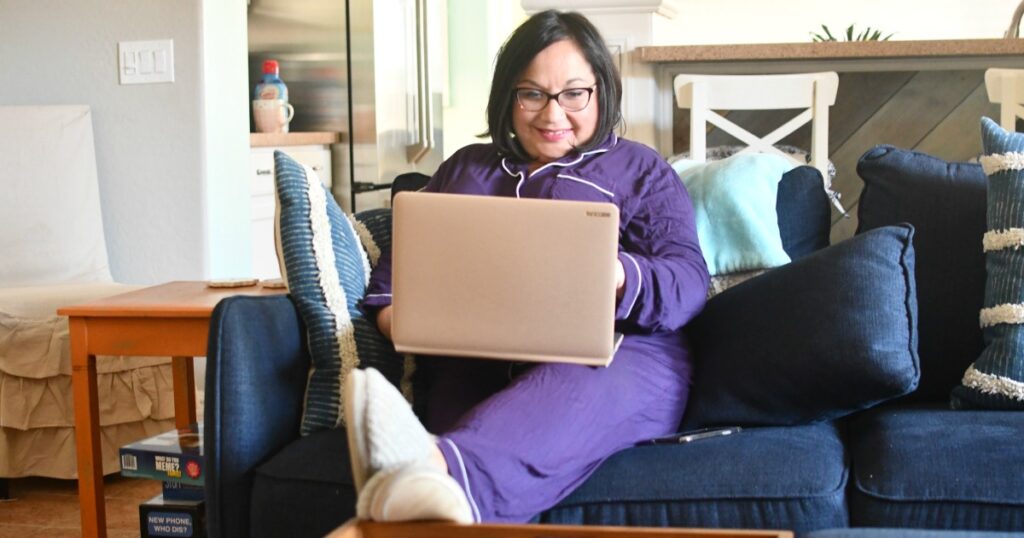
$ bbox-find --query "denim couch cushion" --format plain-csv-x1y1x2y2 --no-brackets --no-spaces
540,422,848,533
250,427,356,538
849,405,1024,530
250,422,848,536
682,225,920,428
856,145,988,402
205,295,312,538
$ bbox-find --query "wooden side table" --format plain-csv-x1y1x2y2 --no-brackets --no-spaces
57,281,285,538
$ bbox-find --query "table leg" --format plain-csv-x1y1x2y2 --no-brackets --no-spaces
69,317,106,538
171,356,197,429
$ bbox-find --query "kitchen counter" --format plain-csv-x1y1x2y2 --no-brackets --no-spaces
250,131,343,147
638,38,1024,65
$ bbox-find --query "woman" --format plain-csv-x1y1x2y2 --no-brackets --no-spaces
349,9,709,524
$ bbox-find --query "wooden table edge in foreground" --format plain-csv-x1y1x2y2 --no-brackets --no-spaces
57,281,284,538
329,520,794,538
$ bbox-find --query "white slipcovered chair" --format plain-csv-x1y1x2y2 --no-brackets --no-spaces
0,106,174,479
985,68,1024,131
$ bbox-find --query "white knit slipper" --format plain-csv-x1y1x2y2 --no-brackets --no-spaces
356,465,401,520
344,367,435,492
357,463,473,523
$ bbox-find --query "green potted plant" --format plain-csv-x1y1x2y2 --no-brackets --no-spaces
810,24,894,42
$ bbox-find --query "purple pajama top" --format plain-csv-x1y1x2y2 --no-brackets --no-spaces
362,134,710,334
360,134,710,522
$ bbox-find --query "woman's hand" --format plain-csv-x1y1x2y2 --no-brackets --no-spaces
615,258,626,300
376,305,394,341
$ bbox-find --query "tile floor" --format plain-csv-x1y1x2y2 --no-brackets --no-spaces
0,475,160,538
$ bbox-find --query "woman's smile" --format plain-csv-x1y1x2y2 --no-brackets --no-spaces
537,128,573,142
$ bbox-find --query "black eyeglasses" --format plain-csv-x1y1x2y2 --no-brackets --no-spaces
514,86,596,112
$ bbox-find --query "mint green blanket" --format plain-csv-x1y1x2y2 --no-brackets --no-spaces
673,153,796,276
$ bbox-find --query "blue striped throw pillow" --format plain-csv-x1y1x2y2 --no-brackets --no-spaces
349,208,415,404
952,118,1024,409
274,151,409,435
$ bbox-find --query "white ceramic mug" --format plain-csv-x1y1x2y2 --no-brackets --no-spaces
253,99,295,133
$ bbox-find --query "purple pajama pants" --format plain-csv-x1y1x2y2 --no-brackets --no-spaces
425,331,693,523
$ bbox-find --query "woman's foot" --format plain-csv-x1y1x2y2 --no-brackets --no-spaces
344,367,436,491
344,367,471,522
356,463,473,523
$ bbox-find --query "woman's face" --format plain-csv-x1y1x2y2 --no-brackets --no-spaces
512,39,599,169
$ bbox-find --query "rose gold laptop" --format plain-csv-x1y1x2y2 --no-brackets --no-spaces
390,191,624,367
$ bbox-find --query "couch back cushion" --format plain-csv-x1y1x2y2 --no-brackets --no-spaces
856,145,987,401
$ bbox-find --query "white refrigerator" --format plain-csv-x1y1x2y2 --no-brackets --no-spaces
248,0,446,212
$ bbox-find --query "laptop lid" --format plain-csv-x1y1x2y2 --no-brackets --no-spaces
391,191,621,366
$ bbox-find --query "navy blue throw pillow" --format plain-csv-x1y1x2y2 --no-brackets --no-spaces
682,225,920,428
856,145,987,402
778,165,831,261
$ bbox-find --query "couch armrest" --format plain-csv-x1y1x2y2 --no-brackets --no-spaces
204,295,309,538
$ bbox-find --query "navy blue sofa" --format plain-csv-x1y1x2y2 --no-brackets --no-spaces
203,149,1024,537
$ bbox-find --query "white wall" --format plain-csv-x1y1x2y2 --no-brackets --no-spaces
1,0,250,284
201,1,252,281
443,0,526,157
653,0,1022,45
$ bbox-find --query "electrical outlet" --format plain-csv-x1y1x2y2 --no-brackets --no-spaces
118,40,174,85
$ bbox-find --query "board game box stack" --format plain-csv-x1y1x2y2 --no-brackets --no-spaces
120,423,206,538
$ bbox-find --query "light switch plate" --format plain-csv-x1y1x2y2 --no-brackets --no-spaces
118,39,174,85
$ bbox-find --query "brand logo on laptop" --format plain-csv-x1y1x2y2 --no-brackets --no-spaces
586,210,612,218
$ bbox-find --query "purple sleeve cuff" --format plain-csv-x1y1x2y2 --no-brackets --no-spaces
615,251,642,320
359,292,392,318
361,292,392,308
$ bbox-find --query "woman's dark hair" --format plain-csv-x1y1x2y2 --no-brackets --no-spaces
485,10,623,162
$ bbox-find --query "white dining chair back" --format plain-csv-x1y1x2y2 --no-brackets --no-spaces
673,72,840,186
985,68,1024,132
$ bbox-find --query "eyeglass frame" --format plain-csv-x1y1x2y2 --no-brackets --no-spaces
513,85,598,112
